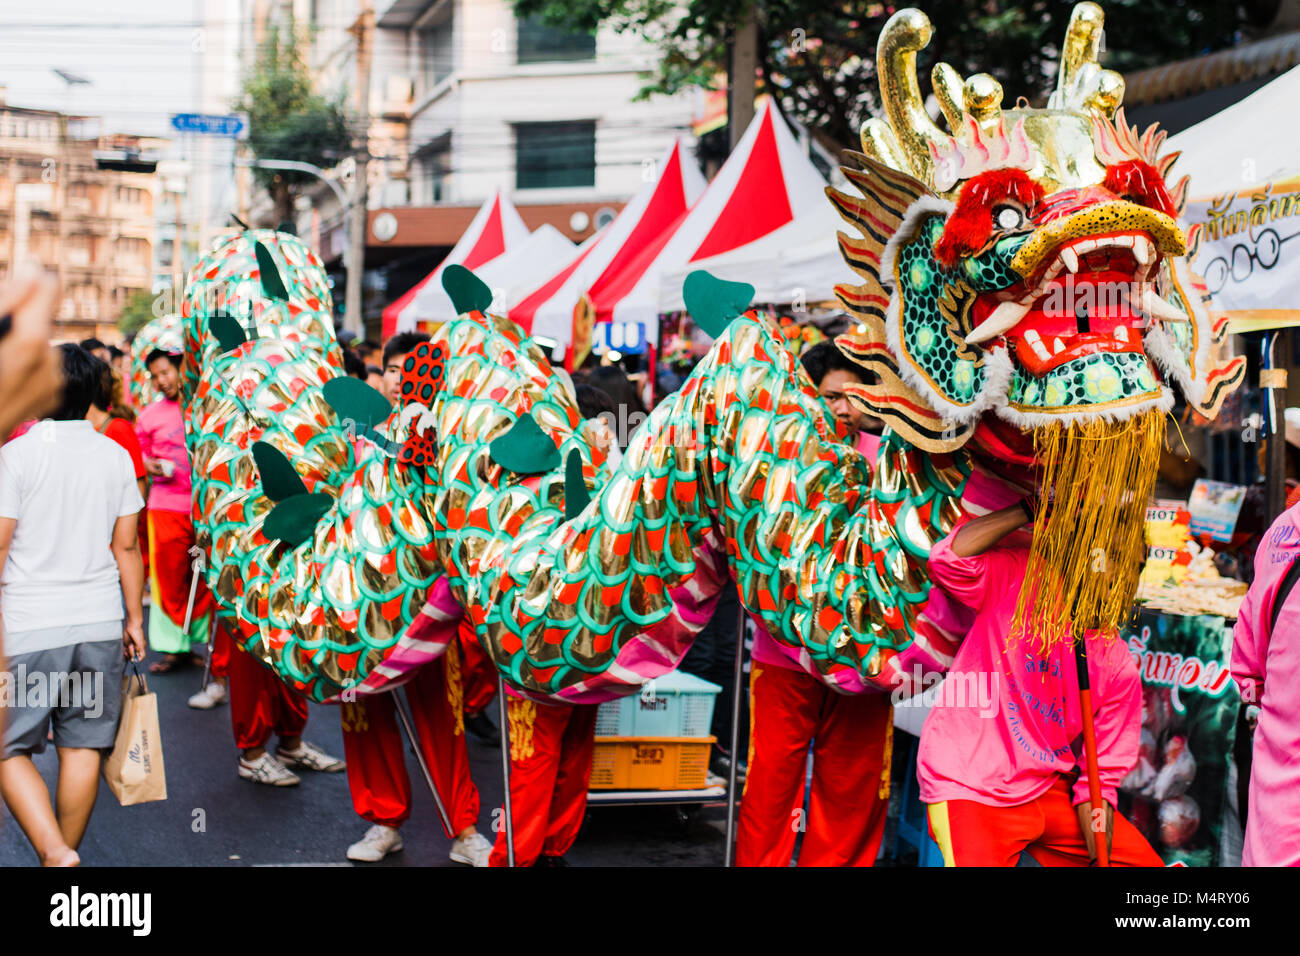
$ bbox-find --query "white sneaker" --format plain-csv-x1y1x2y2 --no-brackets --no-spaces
187,682,227,710
276,741,346,773
347,824,404,862
238,752,301,787
449,830,493,867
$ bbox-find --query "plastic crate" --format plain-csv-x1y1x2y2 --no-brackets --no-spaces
594,670,723,738
588,736,716,790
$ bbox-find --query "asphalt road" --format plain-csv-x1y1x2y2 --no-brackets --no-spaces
0,628,743,867
2,614,928,867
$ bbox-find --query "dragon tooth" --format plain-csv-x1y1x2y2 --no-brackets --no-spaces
1140,288,1189,322
1052,337,1066,354
1133,236,1153,266
1114,324,1129,343
1060,247,1080,274
1025,332,1051,362
965,298,1033,344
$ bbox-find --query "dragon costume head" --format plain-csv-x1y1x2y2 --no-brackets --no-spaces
829,2,1246,638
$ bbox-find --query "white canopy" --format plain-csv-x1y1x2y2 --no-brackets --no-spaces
394,188,529,333
1167,66,1300,327
658,198,853,312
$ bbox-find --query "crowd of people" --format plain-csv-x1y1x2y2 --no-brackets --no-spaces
0,266,1297,869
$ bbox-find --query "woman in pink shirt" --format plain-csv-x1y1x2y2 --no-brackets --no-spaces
921,502,1161,866
135,348,215,672
1232,501,1300,866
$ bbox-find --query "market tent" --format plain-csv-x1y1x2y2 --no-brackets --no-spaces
510,138,705,343
505,228,604,335
594,99,832,339
656,198,852,313
422,224,576,325
1166,65,1300,330
381,188,530,339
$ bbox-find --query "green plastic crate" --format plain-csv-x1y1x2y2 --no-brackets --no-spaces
595,670,723,738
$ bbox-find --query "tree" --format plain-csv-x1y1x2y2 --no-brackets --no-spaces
237,22,351,224
511,0,1275,153
117,288,159,339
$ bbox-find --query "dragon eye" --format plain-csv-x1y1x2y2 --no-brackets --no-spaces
994,204,1025,231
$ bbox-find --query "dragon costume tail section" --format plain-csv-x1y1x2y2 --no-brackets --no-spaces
182,232,461,703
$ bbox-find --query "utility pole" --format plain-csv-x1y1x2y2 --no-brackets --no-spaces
53,69,91,330
727,5,758,150
345,0,374,338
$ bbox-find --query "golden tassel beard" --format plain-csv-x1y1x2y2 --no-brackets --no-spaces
1012,410,1165,649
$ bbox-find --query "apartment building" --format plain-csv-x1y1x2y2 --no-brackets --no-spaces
386,0,696,208
0,90,165,342
245,0,697,334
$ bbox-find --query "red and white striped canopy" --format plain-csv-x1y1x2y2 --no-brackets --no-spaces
604,99,831,333
509,100,832,349
382,188,529,339
508,138,705,343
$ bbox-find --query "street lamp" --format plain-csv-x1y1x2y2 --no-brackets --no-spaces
234,156,360,335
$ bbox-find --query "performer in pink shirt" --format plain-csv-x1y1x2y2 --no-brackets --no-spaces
735,342,892,867
135,348,215,672
1232,500,1300,866
921,503,1161,866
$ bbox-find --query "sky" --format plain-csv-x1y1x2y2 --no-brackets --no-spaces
0,0,225,138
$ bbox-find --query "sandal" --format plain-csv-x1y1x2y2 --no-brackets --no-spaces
148,655,186,674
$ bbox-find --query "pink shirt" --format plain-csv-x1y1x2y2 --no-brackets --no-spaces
1231,502,1300,866
751,625,804,672
918,526,1142,809
135,398,193,514
855,430,881,465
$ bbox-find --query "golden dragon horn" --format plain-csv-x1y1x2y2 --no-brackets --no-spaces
877,9,952,186
1051,1,1126,117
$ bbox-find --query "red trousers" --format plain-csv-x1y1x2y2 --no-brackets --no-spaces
139,502,150,581
339,639,480,837
226,639,309,750
737,662,893,867
209,621,231,680
459,627,497,716
490,699,598,867
147,508,215,627
926,777,1163,867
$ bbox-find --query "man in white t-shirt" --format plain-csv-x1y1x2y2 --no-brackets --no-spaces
0,343,145,867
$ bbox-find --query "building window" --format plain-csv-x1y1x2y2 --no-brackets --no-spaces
515,121,595,190
411,137,450,205
419,10,455,93
516,14,595,64
422,149,449,204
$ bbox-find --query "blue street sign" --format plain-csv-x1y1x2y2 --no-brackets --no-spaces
170,113,245,137
592,322,647,355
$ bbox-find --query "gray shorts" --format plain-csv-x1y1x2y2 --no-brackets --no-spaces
1,635,126,759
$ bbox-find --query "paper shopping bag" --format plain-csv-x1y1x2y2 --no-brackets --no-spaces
102,665,168,806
